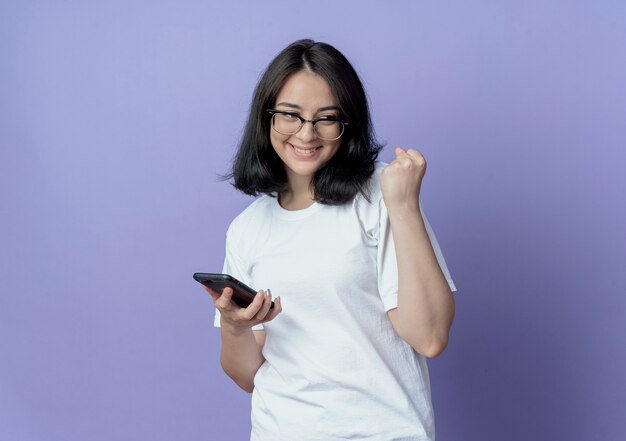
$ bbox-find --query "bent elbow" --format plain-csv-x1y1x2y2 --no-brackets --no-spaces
231,375,255,394
399,331,449,358
221,363,255,393
240,382,255,394
419,338,448,358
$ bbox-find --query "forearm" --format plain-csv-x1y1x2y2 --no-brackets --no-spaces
388,206,455,357
219,323,265,393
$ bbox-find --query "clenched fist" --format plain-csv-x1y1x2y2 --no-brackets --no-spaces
380,147,427,213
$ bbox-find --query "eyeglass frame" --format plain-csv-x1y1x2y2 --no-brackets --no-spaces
265,109,349,141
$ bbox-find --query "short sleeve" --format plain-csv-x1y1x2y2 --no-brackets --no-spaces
213,227,264,331
377,199,458,312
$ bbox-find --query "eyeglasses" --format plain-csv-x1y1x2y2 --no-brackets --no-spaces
266,109,348,141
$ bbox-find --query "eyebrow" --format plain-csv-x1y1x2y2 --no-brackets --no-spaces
275,102,340,113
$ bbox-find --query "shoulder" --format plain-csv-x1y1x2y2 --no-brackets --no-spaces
355,160,388,207
371,161,388,194
347,161,388,236
226,195,275,240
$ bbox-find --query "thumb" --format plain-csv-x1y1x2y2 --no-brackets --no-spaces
220,287,234,303
213,287,235,310
395,146,406,157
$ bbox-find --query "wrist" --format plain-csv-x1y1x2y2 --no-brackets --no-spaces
386,203,422,222
221,319,254,337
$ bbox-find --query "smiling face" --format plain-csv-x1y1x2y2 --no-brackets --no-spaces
270,70,342,193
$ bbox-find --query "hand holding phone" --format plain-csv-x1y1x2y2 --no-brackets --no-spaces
193,273,275,309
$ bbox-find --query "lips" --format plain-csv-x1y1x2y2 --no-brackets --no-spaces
293,146,318,154
290,143,321,158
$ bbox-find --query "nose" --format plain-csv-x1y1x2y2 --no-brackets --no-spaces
295,120,318,143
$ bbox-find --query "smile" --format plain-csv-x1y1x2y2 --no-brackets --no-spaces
294,146,318,154
290,144,321,158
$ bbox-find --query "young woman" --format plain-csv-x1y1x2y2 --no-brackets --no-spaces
205,39,457,441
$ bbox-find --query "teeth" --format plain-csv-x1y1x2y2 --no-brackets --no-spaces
294,146,317,154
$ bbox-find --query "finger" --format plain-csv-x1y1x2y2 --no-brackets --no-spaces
241,290,266,320
393,156,413,169
395,146,408,158
405,148,422,158
406,150,426,169
216,287,235,310
254,289,273,321
263,296,282,322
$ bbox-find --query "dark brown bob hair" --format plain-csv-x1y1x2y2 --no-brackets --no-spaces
228,39,382,205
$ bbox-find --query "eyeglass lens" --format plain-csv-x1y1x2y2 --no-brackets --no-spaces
272,113,343,140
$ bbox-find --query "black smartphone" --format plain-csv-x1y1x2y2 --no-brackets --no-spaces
193,273,274,309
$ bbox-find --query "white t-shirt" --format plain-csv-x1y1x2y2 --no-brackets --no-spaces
214,162,457,441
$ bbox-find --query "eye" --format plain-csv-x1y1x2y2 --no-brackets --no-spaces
318,115,339,121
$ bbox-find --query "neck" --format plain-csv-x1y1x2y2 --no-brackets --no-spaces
280,174,315,210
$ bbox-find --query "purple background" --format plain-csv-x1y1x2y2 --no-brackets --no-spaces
2,1,625,440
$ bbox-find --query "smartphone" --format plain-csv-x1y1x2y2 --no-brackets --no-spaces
193,273,274,309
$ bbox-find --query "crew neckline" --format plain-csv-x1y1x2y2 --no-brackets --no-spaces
271,195,323,220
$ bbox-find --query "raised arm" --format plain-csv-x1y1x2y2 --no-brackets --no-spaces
380,147,455,358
